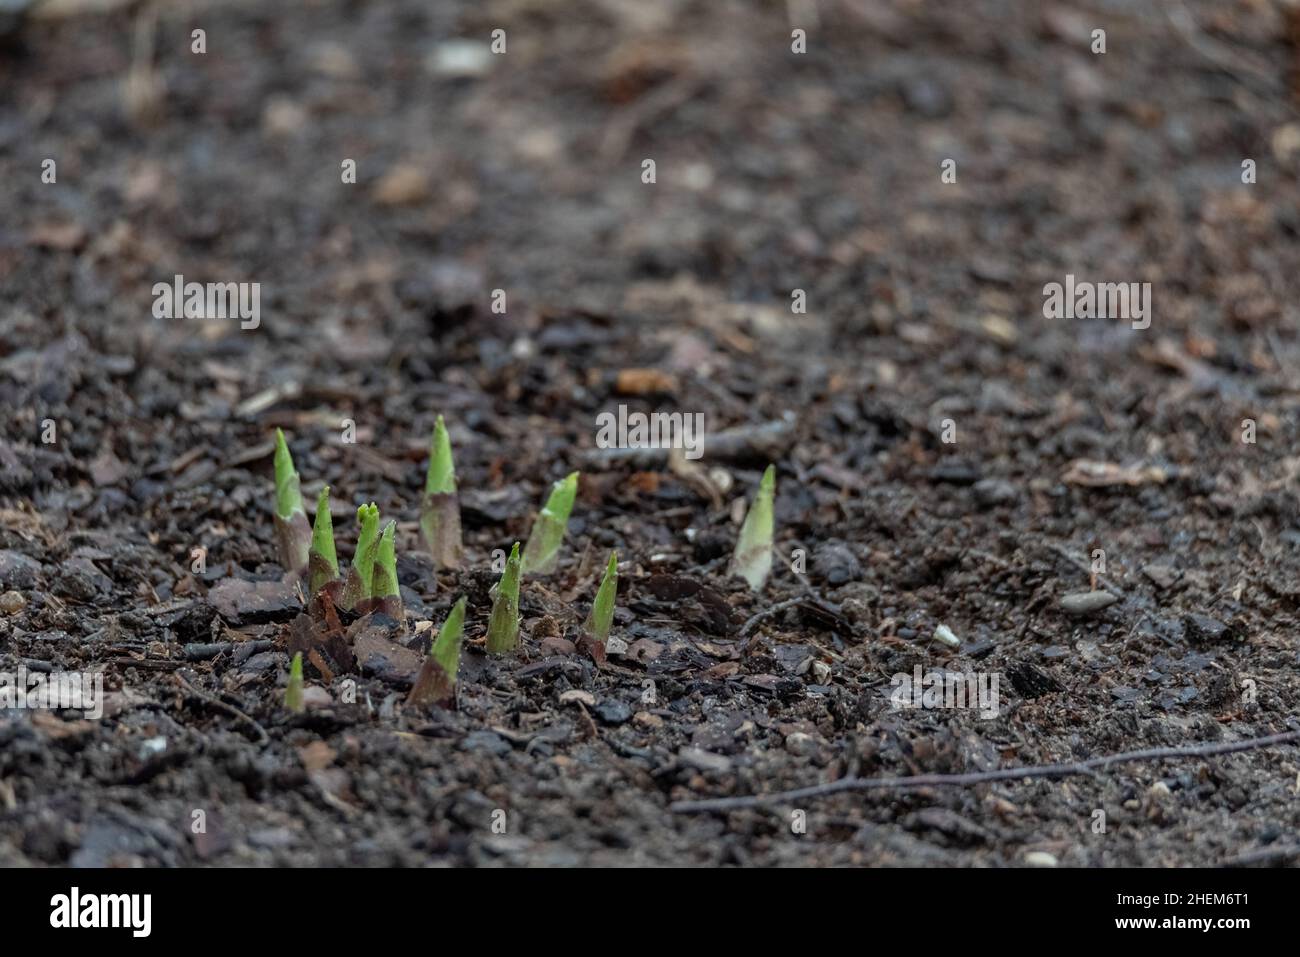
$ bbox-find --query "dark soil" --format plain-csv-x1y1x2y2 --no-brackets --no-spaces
2,0,1300,867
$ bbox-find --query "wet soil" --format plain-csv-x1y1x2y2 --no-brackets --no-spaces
1,0,1299,866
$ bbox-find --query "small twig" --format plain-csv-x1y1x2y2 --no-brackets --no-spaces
110,657,184,671
1223,843,1300,868
174,674,269,746
739,597,805,638
670,729,1300,813
182,639,275,661
580,415,796,469
599,75,706,165
1040,540,1125,597
1166,0,1285,99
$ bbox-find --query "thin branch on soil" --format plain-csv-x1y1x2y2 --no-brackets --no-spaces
174,674,270,746
737,589,848,652
1165,0,1285,99
580,415,796,468
669,729,1300,813
1222,843,1300,868
738,597,805,638
182,639,275,661
110,657,184,671
599,75,706,165
1038,540,1125,596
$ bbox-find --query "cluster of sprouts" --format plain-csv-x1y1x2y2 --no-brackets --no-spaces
272,423,776,710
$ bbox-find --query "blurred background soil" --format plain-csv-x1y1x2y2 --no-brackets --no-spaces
1,0,1299,866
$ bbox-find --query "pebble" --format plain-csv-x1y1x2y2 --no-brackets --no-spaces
633,711,663,729
208,578,301,626
594,699,632,725
785,731,816,756
1059,590,1118,616
238,651,281,675
973,478,1018,506
677,747,733,774
302,686,333,710
248,827,297,849
0,591,25,614
900,76,953,118
1182,613,1242,645
54,558,109,601
1142,564,1179,590
0,550,42,589
538,634,576,657
460,730,511,757
813,541,861,585
426,40,491,78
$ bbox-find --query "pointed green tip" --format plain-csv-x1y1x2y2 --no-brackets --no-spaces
447,593,467,625
522,474,577,575
487,548,522,654
587,549,618,644
373,519,399,598
310,486,338,576
500,542,522,595
273,429,304,518
274,429,290,472
285,651,304,712
425,416,457,495
542,471,579,518
731,466,775,591
431,595,468,675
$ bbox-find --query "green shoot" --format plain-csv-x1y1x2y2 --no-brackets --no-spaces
372,520,399,598
407,596,467,709
308,486,339,596
352,503,381,595
584,551,618,646
425,415,456,496
370,520,403,619
339,503,381,611
274,428,305,520
520,471,579,575
284,651,304,713
486,542,521,654
730,465,775,591
420,415,463,569
431,595,467,677
272,428,311,574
